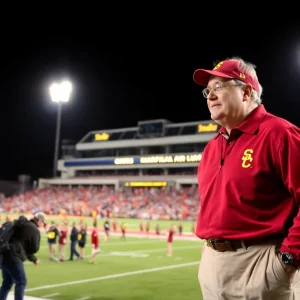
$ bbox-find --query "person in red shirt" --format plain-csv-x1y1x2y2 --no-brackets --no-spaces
120,222,126,240
58,222,68,262
139,221,144,234
90,221,100,264
112,220,117,232
145,221,150,237
193,57,300,299
167,225,176,257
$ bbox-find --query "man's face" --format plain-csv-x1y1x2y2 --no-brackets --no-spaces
206,77,244,124
37,219,45,228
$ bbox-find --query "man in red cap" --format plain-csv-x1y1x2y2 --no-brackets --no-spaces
193,57,300,299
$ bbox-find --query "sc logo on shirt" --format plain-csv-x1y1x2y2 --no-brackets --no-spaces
242,149,253,168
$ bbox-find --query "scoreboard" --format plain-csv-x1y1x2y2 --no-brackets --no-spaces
138,119,168,137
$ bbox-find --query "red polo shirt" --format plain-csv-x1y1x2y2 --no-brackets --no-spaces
196,105,300,266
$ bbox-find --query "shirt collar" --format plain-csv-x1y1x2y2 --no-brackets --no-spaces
214,104,267,139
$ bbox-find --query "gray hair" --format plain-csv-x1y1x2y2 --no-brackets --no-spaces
214,56,263,105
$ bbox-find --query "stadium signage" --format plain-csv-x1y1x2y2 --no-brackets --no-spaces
94,133,110,141
113,154,202,165
198,123,218,132
140,154,202,164
124,181,167,187
65,153,202,167
114,157,135,165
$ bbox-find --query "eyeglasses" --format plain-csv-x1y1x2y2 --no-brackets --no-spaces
202,83,242,98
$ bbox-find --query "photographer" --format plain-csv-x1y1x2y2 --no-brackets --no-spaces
0,212,46,300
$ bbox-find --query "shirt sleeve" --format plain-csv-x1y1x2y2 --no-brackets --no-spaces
27,230,40,262
278,126,300,267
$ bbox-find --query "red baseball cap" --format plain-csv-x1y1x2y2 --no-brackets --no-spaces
193,60,259,92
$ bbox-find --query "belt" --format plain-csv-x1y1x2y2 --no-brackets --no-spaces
206,238,282,252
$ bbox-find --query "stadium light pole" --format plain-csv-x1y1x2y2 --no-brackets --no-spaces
49,80,72,178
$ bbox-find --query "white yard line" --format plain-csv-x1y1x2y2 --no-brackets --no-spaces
100,245,200,256
8,295,46,300
25,261,199,292
41,292,60,298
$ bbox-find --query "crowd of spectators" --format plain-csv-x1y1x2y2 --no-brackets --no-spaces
0,186,199,221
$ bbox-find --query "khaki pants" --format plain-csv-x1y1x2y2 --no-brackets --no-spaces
198,243,300,299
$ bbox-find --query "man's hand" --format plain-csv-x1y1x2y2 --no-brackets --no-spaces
277,253,297,280
33,259,40,265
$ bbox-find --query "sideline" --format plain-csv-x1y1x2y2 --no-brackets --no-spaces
25,244,201,264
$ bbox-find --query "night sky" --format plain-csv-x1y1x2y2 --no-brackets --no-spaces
2,21,300,181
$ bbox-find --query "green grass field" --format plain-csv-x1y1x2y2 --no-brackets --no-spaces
2,215,204,300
